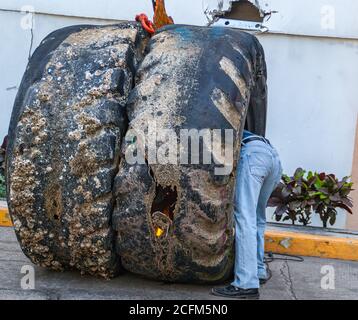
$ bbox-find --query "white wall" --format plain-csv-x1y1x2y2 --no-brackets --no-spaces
206,0,358,39
0,10,119,141
261,34,358,178
258,33,358,228
3,0,358,39
1,0,357,228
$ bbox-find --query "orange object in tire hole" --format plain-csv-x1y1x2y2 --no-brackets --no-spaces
151,185,178,220
155,227,165,238
151,184,177,238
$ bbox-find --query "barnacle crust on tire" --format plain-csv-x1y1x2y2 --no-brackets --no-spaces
7,22,267,283
6,23,149,278
113,25,267,283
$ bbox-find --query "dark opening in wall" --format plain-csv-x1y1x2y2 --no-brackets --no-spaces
223,0,263,22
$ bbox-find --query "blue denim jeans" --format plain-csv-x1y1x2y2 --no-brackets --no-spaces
232,140,282,289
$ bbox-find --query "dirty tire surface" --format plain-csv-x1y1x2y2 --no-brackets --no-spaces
113,25,267,282
6,23,148,278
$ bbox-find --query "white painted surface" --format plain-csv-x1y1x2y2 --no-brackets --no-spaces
0,0,207,27
0,10,29,142
204,0,358,39
2,0,358,38
0,10,118,141
259,34,358,178
258,33,358,228
0,1,357,228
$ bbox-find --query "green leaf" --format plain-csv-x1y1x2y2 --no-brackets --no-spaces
294,168,305,180
329,193,341,202
307,176,317,187
307,171,313,180
274,205,287,216
267,197,282,207
289,201,301,210
335,203,353,214
309,191,321,197
329,215,336,226
317,187,329,195
314,180,323,189
282,187,291,198
342,197,353,208
318,172,326,180
292,186,302,195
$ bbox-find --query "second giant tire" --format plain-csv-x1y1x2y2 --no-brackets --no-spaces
113,25,268,283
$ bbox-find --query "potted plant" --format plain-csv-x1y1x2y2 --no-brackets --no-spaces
268,168,354,228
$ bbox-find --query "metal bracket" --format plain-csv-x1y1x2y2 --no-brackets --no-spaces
212,18,268,33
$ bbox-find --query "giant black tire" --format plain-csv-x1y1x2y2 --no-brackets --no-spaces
6,23,148,278
113,25,267,282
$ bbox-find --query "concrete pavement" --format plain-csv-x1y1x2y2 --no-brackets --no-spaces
1,227,358,300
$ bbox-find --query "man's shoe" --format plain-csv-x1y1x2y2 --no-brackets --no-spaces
212,285,259,299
